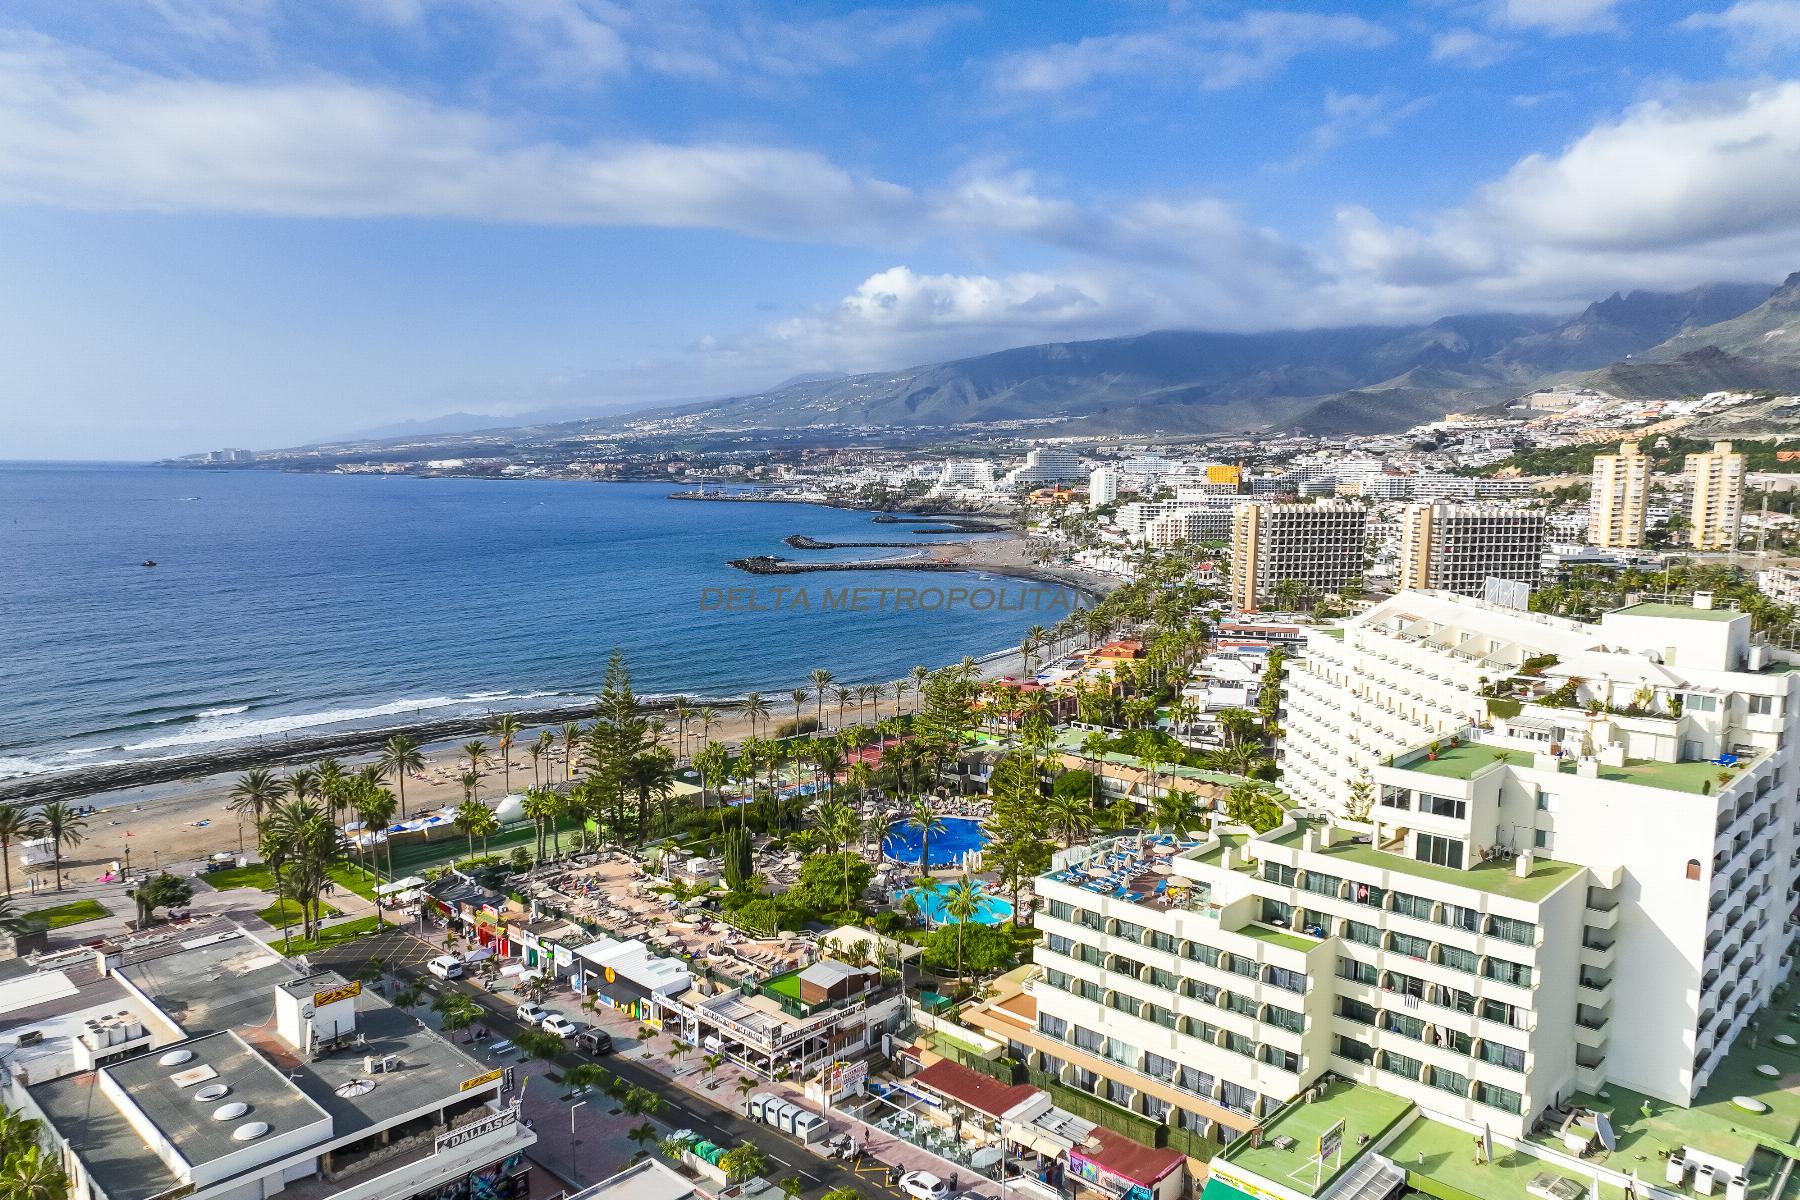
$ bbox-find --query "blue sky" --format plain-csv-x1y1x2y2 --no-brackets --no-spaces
3,0,1799,458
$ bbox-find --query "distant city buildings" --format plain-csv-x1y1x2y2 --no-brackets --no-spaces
203,448,254,463
1229,500,1367,610
1588,439,1650,548
1398,502,1546,596
1684,440,1747,551
1007,446,1087,486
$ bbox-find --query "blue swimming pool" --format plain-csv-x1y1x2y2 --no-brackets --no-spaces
904,882,1014,925
882,816,987,868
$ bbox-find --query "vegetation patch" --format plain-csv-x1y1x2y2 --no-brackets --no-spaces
269,915,381,957
22,898,110,930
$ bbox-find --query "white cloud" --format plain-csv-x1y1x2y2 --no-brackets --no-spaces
1308,91,1434,152
1492,0,1623,35
1683,1,1800,61
1430,28,1511,66
991,10,1391,97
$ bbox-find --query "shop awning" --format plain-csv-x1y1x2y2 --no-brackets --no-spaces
1199,1180,1255,1200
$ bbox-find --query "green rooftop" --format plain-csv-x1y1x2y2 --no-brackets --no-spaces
1310,837,1584,901
1387,1119,1635,1200
1234,922,1317,953
1193,833,1252,870
1218,1081,1411,1196
1396,739,1753,795
1613,601,1745,623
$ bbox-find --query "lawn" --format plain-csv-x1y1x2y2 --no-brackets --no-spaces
1388,1118,1633,1200
204,861,380,900
256,897,341,927
21,898,110,930
386,821,542,875
265,915,382,957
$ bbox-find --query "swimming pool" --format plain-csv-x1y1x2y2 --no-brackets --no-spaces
904,882,1014,925
882,816,988,868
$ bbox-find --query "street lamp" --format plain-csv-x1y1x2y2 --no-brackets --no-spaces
569,1099,586,1185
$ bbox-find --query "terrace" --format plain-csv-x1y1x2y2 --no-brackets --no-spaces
1044,834,1212,908
1260,825,1583,902
1215,1080,1412,1197
1385,1118,1634,1200
1394,737,1751,796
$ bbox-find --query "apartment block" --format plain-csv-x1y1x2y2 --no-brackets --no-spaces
972,592,1800,1195
1229,501,1368,611
1588,439,1650,549
1397,503,1546,596
1685,440,1746,551
1089,466,1120,509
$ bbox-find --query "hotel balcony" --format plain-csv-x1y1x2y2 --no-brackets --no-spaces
1579,935,1616,973
1577,973,1613,1011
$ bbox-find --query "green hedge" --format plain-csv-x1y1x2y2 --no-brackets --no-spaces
1027,1070,1165,1147
1485,697,1523,720
933,1034,1024,1084
1164,1126,1217,1162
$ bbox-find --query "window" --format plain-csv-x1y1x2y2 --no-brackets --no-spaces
1038,1013,1067,1039
1079,945,1103,966
1436,985,1475,1015
1185,943,1221,967
1079,909,1103,931
1230,956,1260,979
1475,1083,1523,1114
1380,786,1411,811
1150,967,1179,992
1180,1066,1214,1097
1143,1096,1172,1122
1384,1012,1426,1041
1338,957,1378,986
1264,1005,1304,1035
1536,791,1555,812
1483,957,1532,988
1433,1028,1472,1055
1485,916,1535,946
1535,829,1553,851
1420,794,1467,820
1687,859,1703,881
1046,970,1073,994
1688,694,1718,713
1427,1066,1469,1096
1481,998,1527,1029
1080,980,1105,1003
1262,1045,1300,1073
1302,871,1342,898
1047,933,1075,957
1226,993,1259,1019
1143,1052,1177,1082
1115,920,1146,944
1262,898,1295,928
1184,979,1220,1005
1387,971,1426,1000
1440,903,1481,933
1265,965,1306,994
1337,997,1378,1025
1048,900,1075,923
1070,1067,1097,1092
1391,892,1433,921
1343,920,1382,947
1437,944,1478,974
1335,1035,1373,1064
1108,991,1139,1016
1262,862,1296,887
1380,1051,1424,1082
1480,1041,1526,1072
1347,881,1386,908
1417,832,1465,870
1149,930,1179,954
1388,932,1431,960
1222,1031,1256,1057
1074,1026,1104,1053
1147,1004,1177,1030
1177,1108,1209,1134
1219,1082,1257,1115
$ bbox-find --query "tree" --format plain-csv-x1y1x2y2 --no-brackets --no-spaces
1345,772,1375,822
626,747,677,842
454,799,488,863
379,733,425,819
908,796,945,877
811,667,835,728
489,715,522,796
352,784,398,919
720,1145,767,1184
523,787,558,863
1224,781,1284,833
228,768,284,834
819,801,864,907
0,803,42,898
1047,792,1093,848
941,875,983,978
130,872,192,927
0,895,31,938
432,991,484,1040
734,1075,758,1112
461,740,491,800
722,828,753,894
693,741,729,814
628,1122,660,1158
742,693,769,739
790,687,809,735
530,730,555,787
514,1028,566,1069
36,803,86,892
561,722,583,784
263,797,347,944
779,1177,805,1200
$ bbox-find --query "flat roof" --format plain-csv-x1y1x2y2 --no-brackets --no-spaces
1399,740,1756,795
1613,601,1744,623
1305,837,1583,902
1387,1118,1634,1200
34,1072,183,1200
1217,1080,1412,1197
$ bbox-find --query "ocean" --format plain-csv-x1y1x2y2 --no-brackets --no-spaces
0,464,1068,781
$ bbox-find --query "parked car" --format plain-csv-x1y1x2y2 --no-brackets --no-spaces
541,1014,580,1037
900,1172,949,1200
427,955,465,980
515,1002,550,1026
575,1028,614,1056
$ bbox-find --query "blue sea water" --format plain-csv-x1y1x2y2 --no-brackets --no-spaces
0,464,1069,780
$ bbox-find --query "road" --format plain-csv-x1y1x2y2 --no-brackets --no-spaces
312,926,919,1200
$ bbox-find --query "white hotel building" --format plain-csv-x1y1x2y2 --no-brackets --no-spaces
987,590,1800,1181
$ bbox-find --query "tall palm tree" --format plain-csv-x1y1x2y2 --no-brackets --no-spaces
943,875,983,978
810,668,835,728
353,785,398,923
0,803,42,897
462,740,490,800
908,796,945,878
523,787,558,862
911,665,930,711
699,706,719,745
789,688,809,737
693,741,729,815
37,802,86,891
1049,793,1094,848
742,693,769,740
820,801,863,907
832,684,853,730
626,748,678,840
379,733,425,820
454,799,488,864
530,730,554,787
228,767,283,835
561,722,582,783
489,715,522,796
263,797,345,943
285,765,320,804
316,757,348,825
671,699,692,762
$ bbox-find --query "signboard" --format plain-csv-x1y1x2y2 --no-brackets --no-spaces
828,1060,868,1092
1317,1119,1344,1164
459,1068,504,1093
312,981,361,1008
436,1107,518,1152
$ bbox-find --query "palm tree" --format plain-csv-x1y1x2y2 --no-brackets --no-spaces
832,684,853,730
433,991,484,1042
628,1121,660,1158
228,768,283,835
1048,793,1093,848
353,786,398,918
742,693,769,740
530,730,554,787
911,665,930,711
699,706,719,745
454,799,488,863
943,875,982,978
811,668,835,728
734,1074,758,1113
819,800,863,906
379,733,425,820
37,802,86,891
908,796,945,878
263,797,345,943
561,722,582,783
693,742,729,815
523,788,558,863
0,894,30,937
0,803,42,897
0,1138,69,1200
488,716,521,796
626,748,677,841
789,687,809,736
671,699,692,762
462,740,490,800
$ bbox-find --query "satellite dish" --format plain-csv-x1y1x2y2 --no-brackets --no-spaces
1594,1111,1617,1152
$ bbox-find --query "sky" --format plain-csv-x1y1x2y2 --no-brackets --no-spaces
3,0,1800,459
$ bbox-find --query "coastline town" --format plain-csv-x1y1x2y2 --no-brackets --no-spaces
12,396,1800,1200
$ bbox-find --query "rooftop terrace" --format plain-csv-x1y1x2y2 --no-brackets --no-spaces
1614,601,1745,623
1396,739,1748,795
1216,1080,1411,1197
1261,825,1584,901
1385,1118,1633,1200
